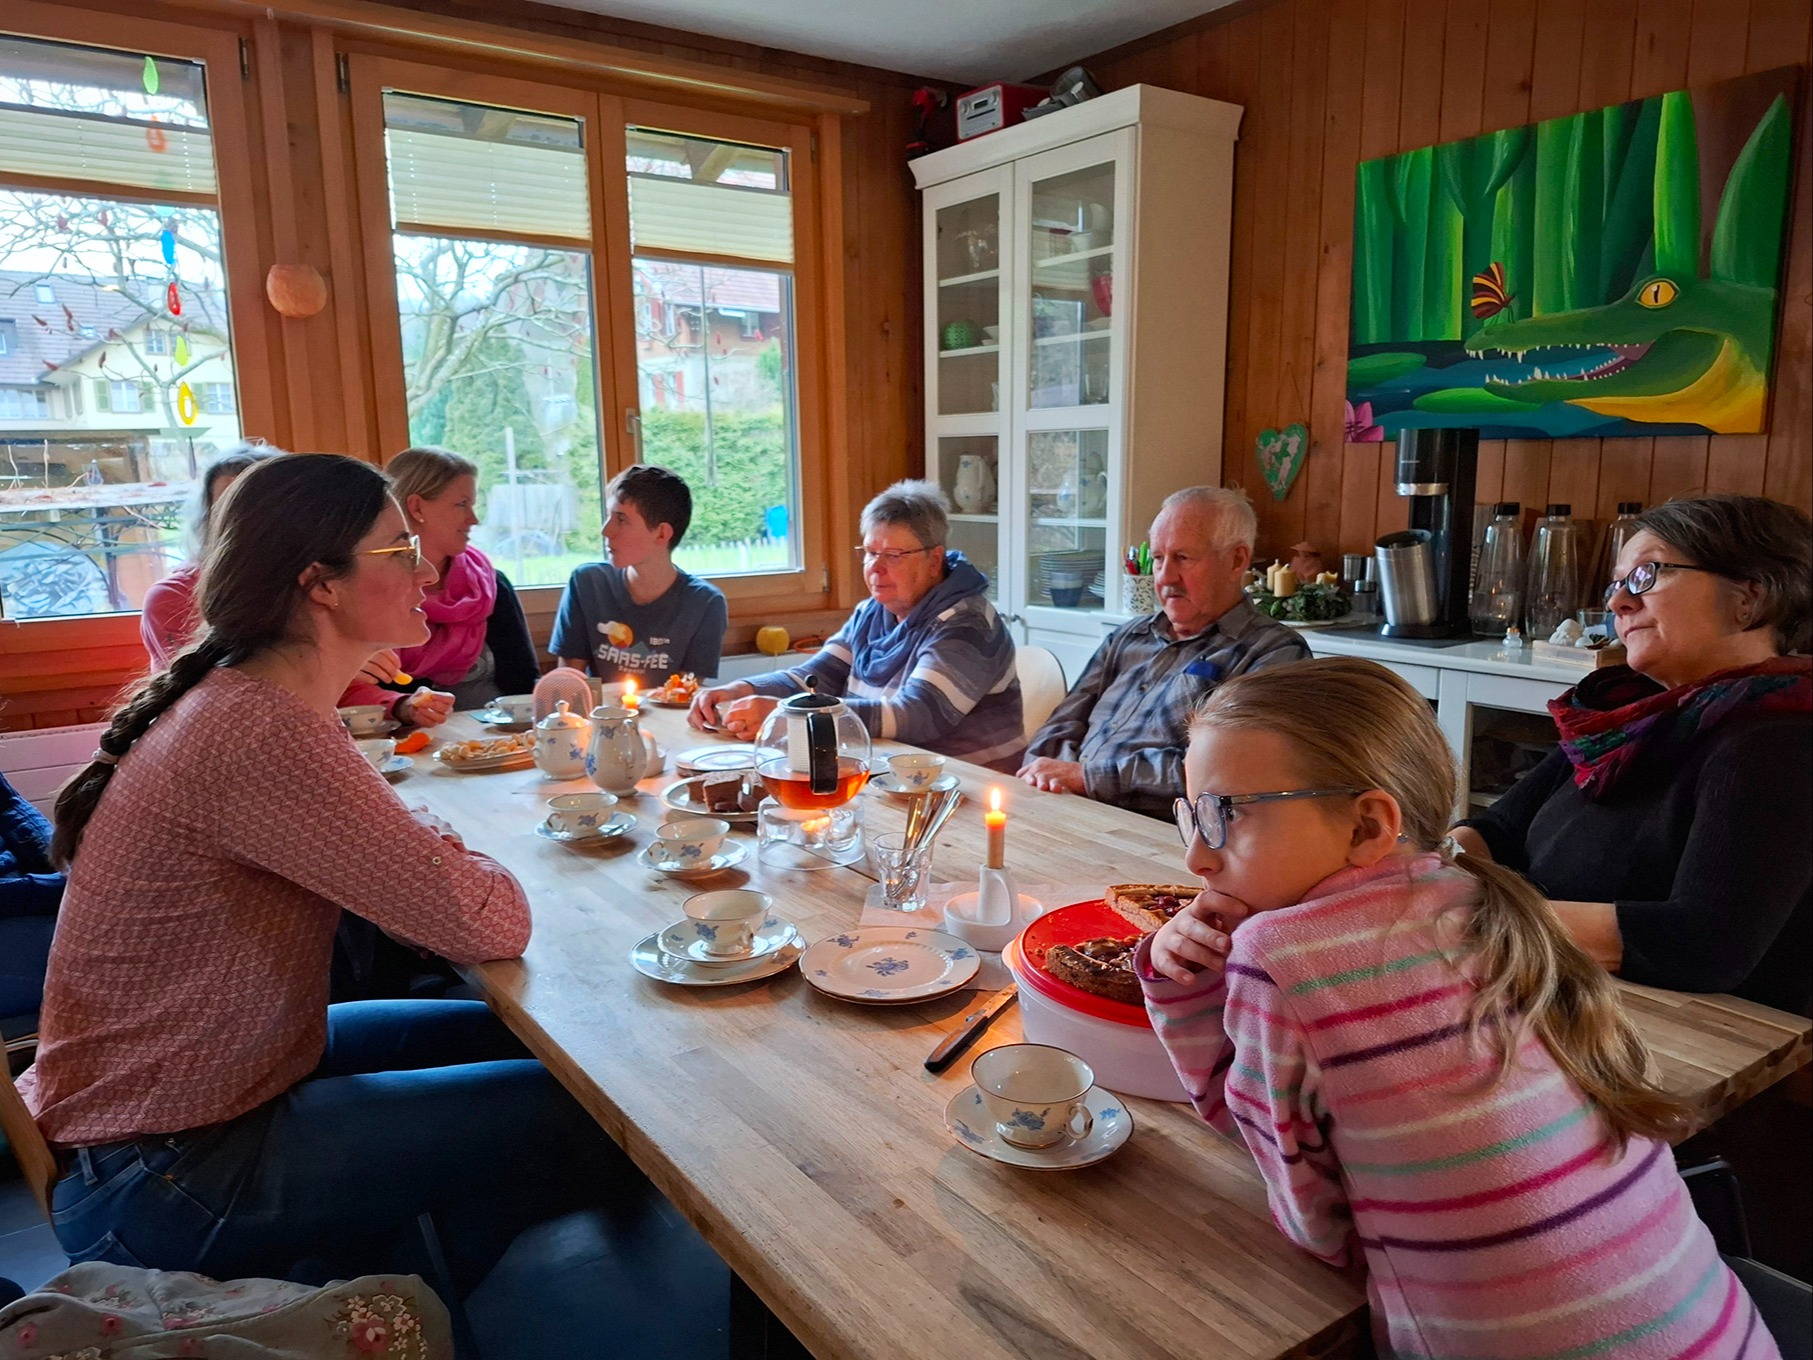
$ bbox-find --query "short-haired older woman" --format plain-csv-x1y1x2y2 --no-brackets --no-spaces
140,441,278,668
691,479,1024,770
1455,495,1810,1014
339,446,541,725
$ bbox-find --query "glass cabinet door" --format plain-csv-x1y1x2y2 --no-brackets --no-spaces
1026,160,1115,411
935,434,1001,602
1024,428,1110,609
932,193,1003,417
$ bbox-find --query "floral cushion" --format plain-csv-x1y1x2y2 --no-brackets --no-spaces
0,1262,451,1358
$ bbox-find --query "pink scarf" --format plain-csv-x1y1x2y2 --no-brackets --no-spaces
400,546,497,686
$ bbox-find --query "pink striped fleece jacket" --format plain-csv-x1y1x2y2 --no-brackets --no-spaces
1134,854,1777,1360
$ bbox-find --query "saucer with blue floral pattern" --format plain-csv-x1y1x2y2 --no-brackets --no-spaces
944,1084,1132,1170
797,926,979,1004
658,915,797,966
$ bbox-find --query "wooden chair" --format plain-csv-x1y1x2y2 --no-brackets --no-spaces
0,1060,57,1221
1014,644,1068,742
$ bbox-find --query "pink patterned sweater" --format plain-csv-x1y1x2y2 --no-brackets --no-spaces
1136,854,1777,1360
20,667,530,1147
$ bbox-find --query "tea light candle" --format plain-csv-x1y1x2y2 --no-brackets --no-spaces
622,677,640,711
984,787,1006,870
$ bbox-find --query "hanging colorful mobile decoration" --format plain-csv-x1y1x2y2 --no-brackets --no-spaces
176,381,199,426
166,281,182,316
142,55,159,95
174,332,191,366
146,116,168,155
160,226,177,266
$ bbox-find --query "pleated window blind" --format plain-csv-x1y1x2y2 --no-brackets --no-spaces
384,92,590,244
626,129,791,265
0,37,214,197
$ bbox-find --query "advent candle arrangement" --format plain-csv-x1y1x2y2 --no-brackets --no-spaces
984,787,1006,869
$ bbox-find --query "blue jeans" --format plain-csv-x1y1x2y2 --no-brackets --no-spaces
49,1000,628,1294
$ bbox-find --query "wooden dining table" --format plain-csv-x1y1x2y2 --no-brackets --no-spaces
403,705,1810,1360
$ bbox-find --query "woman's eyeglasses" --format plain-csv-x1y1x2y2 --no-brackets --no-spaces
357,534,424,569
855,545,935,567
1173,788,1360,851
1603,560,1723,605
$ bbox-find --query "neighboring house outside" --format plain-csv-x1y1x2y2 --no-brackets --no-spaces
631,261,787,415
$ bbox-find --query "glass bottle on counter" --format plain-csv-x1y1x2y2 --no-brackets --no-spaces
1526,503,1583,638
1469,501,1525,637
1593,502,1643,604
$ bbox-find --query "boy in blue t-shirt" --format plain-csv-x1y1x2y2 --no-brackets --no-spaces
550,464,729,682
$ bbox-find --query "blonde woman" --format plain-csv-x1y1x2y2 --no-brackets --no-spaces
339,446,541,723
1141,657,1778,1359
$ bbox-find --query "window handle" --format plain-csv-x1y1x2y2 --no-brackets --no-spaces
625,408,643,460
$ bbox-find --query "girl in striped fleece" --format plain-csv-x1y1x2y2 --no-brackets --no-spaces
1138,656,1779,1360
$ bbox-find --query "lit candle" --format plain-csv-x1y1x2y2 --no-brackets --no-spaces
984,787,1007,870
622,677,640,711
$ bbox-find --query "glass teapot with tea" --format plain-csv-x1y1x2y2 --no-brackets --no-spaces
753,679,871,810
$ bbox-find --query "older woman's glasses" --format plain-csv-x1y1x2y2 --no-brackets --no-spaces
855,545,935,566
357,534,424,568
1603,560,1722,605
1173,788,1360,851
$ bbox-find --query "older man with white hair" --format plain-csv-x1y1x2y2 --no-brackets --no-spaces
1019,486,1308,816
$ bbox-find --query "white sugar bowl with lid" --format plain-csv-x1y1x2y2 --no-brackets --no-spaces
533,700,591,780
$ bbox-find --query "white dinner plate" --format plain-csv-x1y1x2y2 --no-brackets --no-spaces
798,927,979,1004
657,915,797,965
674,744,759,776
944,1084,1132,1170
638,841,751,878
475,708,532,729
629,932,804,987
661,777,761,825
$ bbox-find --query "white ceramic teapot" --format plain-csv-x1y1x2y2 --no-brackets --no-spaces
952,454,996,514
533,701,590,780
586,704,645,795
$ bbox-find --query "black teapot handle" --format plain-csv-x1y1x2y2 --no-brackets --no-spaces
806,709,838,796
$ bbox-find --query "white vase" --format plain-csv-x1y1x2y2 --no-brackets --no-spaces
952,455,996,514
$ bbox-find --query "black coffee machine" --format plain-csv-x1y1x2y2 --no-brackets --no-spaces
1379,427,1478,639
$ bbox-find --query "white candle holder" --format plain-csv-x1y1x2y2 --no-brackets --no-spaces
943,866,1044,951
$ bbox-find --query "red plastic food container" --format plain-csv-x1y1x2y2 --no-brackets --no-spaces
1005,902,1189,1101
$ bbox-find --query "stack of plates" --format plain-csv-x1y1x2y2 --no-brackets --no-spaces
1036,550,1107,606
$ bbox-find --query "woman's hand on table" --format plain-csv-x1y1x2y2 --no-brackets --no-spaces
689,681,752,730
719,695,780,740
398,688,455,728
1148,892,1244,984
1017,757,1085,795
409,805,464,848
358,648,404,687
1550,900,1624,973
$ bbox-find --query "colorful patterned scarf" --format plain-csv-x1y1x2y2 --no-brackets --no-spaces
1549,655,1812,798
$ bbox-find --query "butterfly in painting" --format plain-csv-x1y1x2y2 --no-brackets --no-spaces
1470,262,1515,320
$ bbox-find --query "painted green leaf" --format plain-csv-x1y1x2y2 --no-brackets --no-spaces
1391,148,1433,338
1533,116,1577,313
1353,158,1396,344
1413,388,1544,414
1348,352,1427,387
1711,94,1791,288
1654,90,1701,278
1601,97,1661,300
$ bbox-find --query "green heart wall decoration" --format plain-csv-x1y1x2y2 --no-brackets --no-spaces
1256,422,1308,501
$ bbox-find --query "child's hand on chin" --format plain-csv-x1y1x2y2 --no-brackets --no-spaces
1149,891,1246,983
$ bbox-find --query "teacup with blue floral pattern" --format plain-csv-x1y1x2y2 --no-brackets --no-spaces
971,1044,1095,1149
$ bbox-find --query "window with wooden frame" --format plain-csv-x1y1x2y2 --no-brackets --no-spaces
0,10,271,623
349,57,832,614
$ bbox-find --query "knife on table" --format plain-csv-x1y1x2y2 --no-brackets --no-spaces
925,987,1019,1072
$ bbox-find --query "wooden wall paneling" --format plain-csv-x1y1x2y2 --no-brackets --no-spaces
1757,0,1812,508
1241,3,1299,550
1211,13,1266,519
1303,0,1365,560
1358,0,1412,544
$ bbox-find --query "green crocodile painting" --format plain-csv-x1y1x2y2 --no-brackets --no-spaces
1348,70,1797,439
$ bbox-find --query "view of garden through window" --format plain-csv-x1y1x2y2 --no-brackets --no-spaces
0,36,242,620
383,97,802,589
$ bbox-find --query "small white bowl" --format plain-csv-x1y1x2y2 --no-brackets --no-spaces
355,737,397,770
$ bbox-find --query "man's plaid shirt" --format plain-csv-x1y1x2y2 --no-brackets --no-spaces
1026,598,1310,817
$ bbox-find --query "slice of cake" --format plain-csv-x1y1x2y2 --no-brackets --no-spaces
1104,883,1200,934
1042,936,1143,1005
700,772,747,813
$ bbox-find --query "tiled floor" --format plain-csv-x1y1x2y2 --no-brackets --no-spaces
0,1153,739,1359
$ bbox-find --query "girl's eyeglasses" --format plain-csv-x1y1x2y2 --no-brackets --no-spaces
1602,560,1724,605
1173,788,1361,851
356,534,424,569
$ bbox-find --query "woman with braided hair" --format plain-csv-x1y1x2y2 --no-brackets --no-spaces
17,453,620,1292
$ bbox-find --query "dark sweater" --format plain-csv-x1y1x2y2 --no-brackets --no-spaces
1461,712,1811,1015
485,572,542,696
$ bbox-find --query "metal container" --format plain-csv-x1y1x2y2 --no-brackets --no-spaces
1375,529,1442,628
